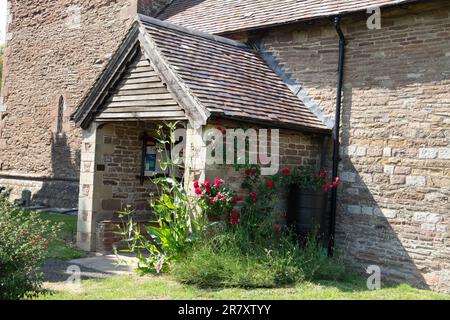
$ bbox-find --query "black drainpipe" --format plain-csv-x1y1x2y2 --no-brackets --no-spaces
328,16,346,257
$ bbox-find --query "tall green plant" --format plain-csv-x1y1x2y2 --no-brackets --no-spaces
118,122,206,274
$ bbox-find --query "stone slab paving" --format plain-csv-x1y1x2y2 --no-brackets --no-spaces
42,254,138,283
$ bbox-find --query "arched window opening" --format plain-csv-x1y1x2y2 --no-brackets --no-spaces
57,96,65,135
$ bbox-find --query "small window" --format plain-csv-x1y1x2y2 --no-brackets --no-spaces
57,96,65,134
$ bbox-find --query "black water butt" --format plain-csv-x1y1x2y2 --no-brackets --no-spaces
287,186,328,245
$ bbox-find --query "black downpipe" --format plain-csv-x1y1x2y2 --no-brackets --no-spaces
328,16,346,257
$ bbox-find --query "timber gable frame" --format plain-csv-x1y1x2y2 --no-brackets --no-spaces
137,20,210,129
71,18,209,130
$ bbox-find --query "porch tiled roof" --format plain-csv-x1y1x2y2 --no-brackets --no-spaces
140,16,328,132
158,0,418,34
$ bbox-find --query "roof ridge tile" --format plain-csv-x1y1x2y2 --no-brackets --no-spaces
137,14,250,50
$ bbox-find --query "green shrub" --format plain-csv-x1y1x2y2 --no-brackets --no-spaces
0,193,59,300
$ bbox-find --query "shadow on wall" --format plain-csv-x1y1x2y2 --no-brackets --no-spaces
334,85,430,290
32,133,80,208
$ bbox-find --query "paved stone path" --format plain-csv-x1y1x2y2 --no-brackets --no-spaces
42,254,138,283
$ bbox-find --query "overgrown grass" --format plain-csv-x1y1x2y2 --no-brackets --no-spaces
173,229,348,289
38,213,85,260
174,245,303,288
37,274,450,300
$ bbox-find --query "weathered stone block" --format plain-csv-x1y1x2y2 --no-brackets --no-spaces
418,148,438,159
356,147,367,157
0,139,7,150
384,165,395,175
421,223,436,232
341,171,357,182
346,188,360,195
367,147,383,157
413,212,430,223
383,147,392,157
426,213,442,224
374,208,397,219
347,205,362,215
390,175,406,185
406,175,426,187
347,145,357,156
359,173,373,184
428,176,450,188
394,166,412,175
438,148,450,159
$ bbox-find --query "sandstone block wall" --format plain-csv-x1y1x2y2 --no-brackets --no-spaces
257,0,449,292
77,121,173,251
97,122,160,213
92,119,323,216
78,119,325,251
200,119,325,198
0,0,165,207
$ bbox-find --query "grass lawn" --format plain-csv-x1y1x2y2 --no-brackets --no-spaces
39,274,450,300
39,212,86,260
35,212,449,300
